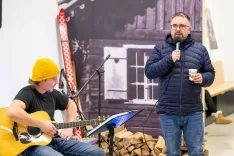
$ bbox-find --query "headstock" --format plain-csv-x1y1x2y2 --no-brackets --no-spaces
94,115,109,125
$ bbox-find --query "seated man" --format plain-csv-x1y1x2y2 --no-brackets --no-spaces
7,58,105,156
205,89,232,124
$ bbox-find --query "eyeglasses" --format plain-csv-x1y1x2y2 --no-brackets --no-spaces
171,24,190,30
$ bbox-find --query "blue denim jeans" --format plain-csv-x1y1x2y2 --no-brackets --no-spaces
21,138,105,156
159,112,204,156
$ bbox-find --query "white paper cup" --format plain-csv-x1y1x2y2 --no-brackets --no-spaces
189,69,197,81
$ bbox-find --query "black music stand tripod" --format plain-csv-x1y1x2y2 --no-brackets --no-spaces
86,109,143,156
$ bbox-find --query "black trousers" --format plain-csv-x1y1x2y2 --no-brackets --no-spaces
205,89,217,116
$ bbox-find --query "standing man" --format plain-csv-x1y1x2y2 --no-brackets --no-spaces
145,12,215,156
7,58,105,156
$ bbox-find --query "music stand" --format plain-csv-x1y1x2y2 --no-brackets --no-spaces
86,109,144,156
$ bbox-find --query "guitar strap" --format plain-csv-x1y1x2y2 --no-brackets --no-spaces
57,8,83,138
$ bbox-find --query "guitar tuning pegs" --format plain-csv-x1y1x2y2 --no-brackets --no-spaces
107,115,110,118
98,116,101,121
102,116,106,120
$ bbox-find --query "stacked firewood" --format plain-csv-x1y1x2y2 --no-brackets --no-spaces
94,125,208,156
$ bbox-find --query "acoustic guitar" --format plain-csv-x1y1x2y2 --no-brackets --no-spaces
0,107,106,156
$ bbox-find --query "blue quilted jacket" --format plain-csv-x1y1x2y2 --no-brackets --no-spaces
145,34,215,115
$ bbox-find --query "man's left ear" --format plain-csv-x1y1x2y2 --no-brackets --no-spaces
189,27,191,32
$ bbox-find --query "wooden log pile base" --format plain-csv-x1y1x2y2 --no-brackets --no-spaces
94,125,208,156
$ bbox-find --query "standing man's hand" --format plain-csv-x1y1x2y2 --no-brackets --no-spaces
172,50,181,62
193,73,203,84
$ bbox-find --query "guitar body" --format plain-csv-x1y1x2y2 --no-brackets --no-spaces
0,108,52,156
0,107,105,156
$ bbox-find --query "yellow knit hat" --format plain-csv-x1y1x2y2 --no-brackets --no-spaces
31,58,59,81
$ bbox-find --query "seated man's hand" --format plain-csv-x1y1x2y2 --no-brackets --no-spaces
40,121,57,137
59,128,73,140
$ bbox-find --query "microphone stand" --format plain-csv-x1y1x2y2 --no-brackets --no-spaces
69,54,111,147
59,69,85,123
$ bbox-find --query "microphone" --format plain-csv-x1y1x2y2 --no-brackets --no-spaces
174,35,184,50
176,42,180,50
69,54,111,100
59,69,66,89
104,54,111,61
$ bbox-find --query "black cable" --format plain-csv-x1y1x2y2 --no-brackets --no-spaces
72,97,87,120
100,134,119,156
58,67,88,139
142,64,176,153
142,101,157,152
59,69,87,119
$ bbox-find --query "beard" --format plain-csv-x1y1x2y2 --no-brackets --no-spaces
174,33,183,38
174,34,184,43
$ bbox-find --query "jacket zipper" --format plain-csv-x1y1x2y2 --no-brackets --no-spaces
179,45,184,115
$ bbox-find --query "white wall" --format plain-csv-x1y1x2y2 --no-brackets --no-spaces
0,0,64,118
204,0,234,81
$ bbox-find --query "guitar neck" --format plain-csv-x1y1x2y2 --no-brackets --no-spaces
54,120,97,129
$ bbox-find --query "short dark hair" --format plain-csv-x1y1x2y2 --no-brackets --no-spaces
171,12,191,22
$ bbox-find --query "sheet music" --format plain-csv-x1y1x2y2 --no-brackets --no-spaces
86,109,143,137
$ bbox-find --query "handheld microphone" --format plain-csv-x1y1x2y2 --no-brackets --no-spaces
176,42,180,50
174,35,184,50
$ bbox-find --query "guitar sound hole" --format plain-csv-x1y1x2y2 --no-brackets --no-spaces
27,126,41,137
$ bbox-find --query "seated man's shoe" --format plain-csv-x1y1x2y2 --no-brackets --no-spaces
212,111,232,125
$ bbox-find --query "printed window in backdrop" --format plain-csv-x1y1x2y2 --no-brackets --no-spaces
104,45,158,105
